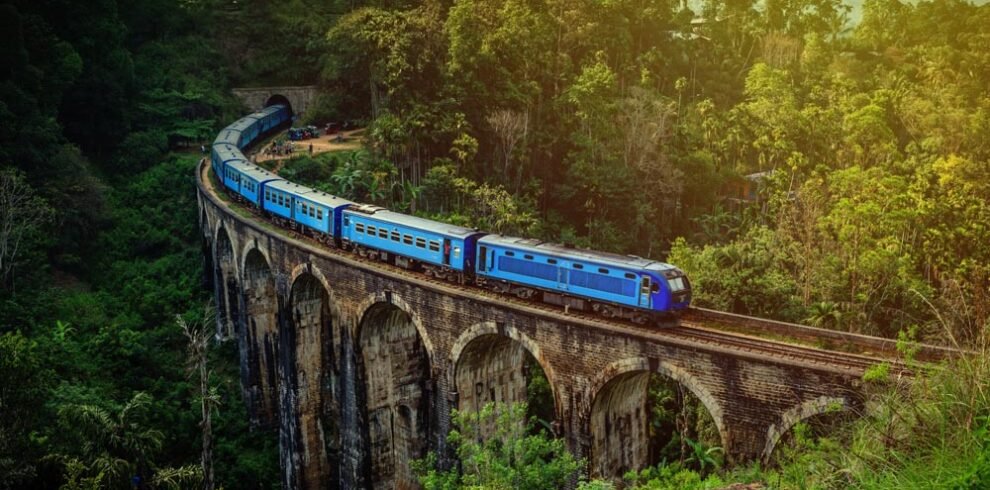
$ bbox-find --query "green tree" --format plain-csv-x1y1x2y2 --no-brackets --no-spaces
414,402,581,490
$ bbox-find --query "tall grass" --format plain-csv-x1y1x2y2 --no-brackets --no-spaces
754,284,990,489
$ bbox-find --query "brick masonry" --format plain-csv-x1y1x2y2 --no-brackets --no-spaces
231,86,319,117
198,164,866,488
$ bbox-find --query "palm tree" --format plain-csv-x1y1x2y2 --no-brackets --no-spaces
57,392,164,487
805,301,844,330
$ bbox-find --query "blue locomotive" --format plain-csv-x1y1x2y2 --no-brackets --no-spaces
209,104,691,324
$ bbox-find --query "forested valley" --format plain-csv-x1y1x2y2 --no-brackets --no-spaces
2,0,989,488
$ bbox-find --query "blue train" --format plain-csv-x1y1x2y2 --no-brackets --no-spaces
211,104,691,324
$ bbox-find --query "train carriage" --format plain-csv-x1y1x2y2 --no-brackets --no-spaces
292,191,354,243
475,236,691,321
214,128,242,147
263,181,310,221
237,165,282,206
226,116,262,148
222,161,282,205
256,104,292,132
341,206,484,276
210,143,244,178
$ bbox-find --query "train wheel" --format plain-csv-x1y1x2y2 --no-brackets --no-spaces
631,314,649,325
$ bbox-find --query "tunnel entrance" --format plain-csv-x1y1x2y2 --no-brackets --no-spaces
243,249,279,428
454,334,556,438
265,94,293,116
286,273,338,488
591,369,722,483
357,303,431,489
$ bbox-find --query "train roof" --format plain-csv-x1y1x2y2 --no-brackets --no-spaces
238,164,282,183
266,181,354,209
249,105,282,119
214,128,241,146
259,104,287,115
212,143,244,163
227,117,258,132
297,190,354,209
477,235,677,272
346,207,481,239
266,180,315,195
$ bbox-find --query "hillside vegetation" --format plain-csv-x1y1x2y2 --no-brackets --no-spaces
1,0,988,488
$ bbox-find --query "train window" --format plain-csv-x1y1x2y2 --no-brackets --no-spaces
356,223,365,233
391,231,400,241
429,241,440,252
317,209,323,220
403,235,413,245
573,264,583,269
524,254,534,260
378,228,388,238
300,202,307,213
651,283,660,293
625,272,636,279
415,238,426,248
547,258,557,264
344,217,350,226
598,268,609,274
505,251,515,257
367,225,377,235
309,207,316,218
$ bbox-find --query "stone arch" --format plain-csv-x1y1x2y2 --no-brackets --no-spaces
240,239,273,277
588,357,727,480
288,262,336,306
266,94,293,115
283,271,339,489
355,297,433,489
214,225,239,339
354,291,435,364
762,396,849,460
242,247,280,428
451,321,559,432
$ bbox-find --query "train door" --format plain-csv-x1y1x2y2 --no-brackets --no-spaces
558,267,569,290
478,246,488,272
443,239,452,266
639,276,651,308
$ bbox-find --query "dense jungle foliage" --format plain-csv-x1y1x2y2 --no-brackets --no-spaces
2,0,990,488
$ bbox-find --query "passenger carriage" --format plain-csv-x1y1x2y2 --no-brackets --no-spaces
222,161,282,206
225,116,262,148
341,206,484,279
261,181,353,245
210,143,244,178
214,128,242,148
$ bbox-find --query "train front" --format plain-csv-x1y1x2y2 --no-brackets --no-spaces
649,266,692,312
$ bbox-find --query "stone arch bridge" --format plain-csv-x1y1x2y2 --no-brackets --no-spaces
197,161,872,489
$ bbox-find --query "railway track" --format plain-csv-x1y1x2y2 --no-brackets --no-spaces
200,160,948,375
680,307,959,363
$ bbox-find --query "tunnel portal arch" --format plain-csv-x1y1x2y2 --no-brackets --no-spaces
265,94,293,115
